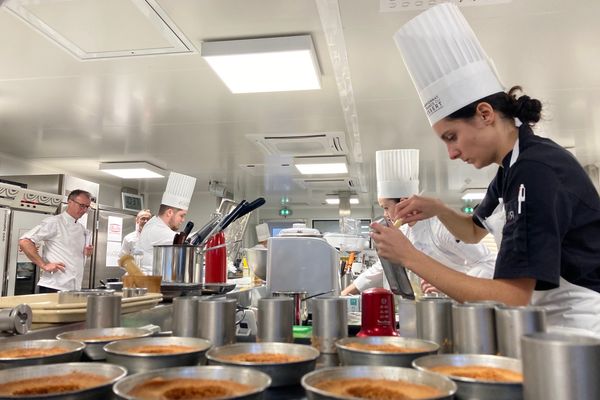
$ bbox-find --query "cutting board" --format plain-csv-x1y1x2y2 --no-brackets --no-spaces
0,292,163,323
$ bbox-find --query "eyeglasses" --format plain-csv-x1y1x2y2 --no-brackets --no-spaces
70,199,91,210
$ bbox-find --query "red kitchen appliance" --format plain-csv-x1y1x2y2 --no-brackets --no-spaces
357,287,399,336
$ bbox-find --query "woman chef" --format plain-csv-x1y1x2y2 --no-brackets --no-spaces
371,3,600,335
342,149,495,296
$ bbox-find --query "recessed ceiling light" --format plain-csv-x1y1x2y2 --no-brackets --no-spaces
325,196,359,205
201,35,321,93
99,161,165,179
294,156,348,175
461,189,486,201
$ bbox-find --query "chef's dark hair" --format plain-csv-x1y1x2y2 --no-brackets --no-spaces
158,204,182,215
67,189,92,201
447,86,542,125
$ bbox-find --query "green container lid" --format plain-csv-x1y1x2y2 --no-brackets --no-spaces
292,325,312,338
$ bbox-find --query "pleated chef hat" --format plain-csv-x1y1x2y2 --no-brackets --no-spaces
376,149,419,199
161,172,197,210
393,3,504,126
255,223,270,242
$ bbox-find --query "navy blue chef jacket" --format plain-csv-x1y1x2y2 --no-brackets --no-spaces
474,123,600,293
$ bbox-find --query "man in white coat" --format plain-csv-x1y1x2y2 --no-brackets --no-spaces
119,209,152,257
136,172,196,275
342,149,495,296
19,189,94,292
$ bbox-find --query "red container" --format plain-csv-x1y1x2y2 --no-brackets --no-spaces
357,287,399,337
204,231,227,283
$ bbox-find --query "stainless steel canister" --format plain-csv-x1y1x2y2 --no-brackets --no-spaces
86,295,121,328
172,296,200,337
522,331,600,400
311,296,348,353
257,297,294,343
272,291,309,325
417,297,453,353
153,244,202,283
396,297,417,338
495,305,546,358
197,297,237,346
452,302,497,354
0,304,32,334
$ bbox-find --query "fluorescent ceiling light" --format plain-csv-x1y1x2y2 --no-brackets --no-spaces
325,195,359,205
201,35,321,93
99,162,165,179
461,189,486,201
294,156,348,175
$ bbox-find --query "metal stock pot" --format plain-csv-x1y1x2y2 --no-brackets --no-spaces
153,244,202,284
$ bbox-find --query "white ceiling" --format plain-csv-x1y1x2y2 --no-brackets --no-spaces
1,0,599,211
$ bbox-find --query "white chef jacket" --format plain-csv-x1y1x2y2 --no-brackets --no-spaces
20,212,87,291
354,217,496,292
120,230,140,257
135,216,176,275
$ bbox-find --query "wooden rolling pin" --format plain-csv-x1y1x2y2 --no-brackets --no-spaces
118,255,144,276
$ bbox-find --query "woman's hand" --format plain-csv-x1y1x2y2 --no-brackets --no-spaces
395,195,447,224
370,222,417,265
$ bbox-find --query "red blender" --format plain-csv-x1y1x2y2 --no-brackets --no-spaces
357,287,399,336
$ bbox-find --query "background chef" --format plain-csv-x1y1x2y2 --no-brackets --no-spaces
342,149,495,296
119,209,152,257
136,172,196,275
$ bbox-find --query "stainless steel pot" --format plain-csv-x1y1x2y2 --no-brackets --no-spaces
336,336,439,367
57,289,115,304
57,327,154,360
301,365,456,400
0,362,126,400
244,247,267,280
413,354,523,400
153,244,202,284
104,336,212,374
113,365,271,400
0,339,84,369
206,342,320,387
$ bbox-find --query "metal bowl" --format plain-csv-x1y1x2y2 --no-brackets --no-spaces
413,354,523,400
104,336,212,374
0,362,126,400
57,289,115,304
57,327,154,360
113,365,271,400
245,247,267,280
301,365,456,400
206,342,319,387
0,339,84,370
336,336,439,367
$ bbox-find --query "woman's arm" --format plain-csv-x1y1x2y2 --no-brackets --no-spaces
370,222,535,305
395,195,488,244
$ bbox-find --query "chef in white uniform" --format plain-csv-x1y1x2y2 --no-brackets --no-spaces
372,3,600,336
136,172,196,275
342,149,495,296
119,209,152,257
19,189,94,292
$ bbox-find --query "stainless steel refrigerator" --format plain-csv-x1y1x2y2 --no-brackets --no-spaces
0,185,64,296
91,205,137,287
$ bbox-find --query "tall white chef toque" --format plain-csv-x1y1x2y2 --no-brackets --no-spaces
376,149,419,199
161,172,197,211
255,223,270,242
393,2,504,126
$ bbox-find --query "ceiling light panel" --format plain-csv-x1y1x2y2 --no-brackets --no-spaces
294,156,348,175
202,35,321,93
99,162,165,179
